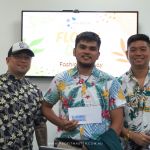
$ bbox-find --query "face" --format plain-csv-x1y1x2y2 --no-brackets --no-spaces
6,52,32,78
126,40,150,69
73,40,100,68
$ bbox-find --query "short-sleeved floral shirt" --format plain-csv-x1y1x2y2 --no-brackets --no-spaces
0,72,47,150
118,68,150,150
44,66,126,140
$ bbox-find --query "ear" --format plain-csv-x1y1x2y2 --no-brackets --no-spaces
73,48,76,56
125,50,128,60
97,52,100,60
6,57,10,65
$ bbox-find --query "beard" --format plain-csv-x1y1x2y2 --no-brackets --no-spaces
77,61,95,69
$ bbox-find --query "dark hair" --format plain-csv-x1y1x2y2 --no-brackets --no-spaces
127,34,150,49
75,31,101,51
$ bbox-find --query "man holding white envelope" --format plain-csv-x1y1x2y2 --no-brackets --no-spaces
42,31,126,150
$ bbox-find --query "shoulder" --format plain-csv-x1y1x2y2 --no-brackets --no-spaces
0,73,9,84
54,68,75,80
98,69,117,81
118,71,129,85
0,73,7,79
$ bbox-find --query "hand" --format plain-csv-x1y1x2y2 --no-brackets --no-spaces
60,117,79,131
131,132,150,147
82,145,88,150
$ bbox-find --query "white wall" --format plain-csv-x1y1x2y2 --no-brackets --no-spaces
0,0,150,149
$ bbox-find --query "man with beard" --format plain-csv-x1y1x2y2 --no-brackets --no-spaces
42,32,126,150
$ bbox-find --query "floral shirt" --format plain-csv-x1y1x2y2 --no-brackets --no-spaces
44,66,126,140
118,68,150,150
0,72,47,150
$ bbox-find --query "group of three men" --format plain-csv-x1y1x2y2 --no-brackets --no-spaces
0,32,150,150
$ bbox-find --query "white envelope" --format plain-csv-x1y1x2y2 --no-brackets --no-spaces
68,106,102,124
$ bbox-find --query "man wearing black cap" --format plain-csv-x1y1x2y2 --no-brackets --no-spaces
0,42,47,149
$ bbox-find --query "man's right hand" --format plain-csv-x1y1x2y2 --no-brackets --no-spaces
60,117,79,131
130,131,150,147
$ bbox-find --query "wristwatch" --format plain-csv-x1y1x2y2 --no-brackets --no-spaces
124,130,132,141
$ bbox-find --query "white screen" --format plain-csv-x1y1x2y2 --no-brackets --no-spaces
22,11,138,77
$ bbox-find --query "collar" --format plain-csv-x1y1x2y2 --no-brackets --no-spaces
5,71,26,84
70,65,101,78
125,67,150,82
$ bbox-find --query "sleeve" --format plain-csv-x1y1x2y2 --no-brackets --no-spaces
34,88,47,127
109,78,126,111
44,76,60,105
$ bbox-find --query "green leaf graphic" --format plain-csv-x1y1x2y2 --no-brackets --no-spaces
68,87,79,106
32,48,45,54
72,101,82,107
29,38,44,47
23,38,26,42
85,82,93,89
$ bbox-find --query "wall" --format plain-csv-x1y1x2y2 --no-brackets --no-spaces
0,0,150,149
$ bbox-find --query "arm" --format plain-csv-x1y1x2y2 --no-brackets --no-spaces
121,126,150,147
35,123,47,147
110,107,123,136
41,100,78,131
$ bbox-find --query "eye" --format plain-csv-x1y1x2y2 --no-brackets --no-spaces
15,55,21,58
25,56,31,61
130,49,135,52
141,48,146,51
80,46,86,49
90,48,97,51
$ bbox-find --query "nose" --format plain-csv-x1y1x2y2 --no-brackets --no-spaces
135,49,142,55
20,57,26,62
83,48,90,54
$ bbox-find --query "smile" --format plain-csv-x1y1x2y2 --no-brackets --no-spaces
135,58,143,61
82,56,91,59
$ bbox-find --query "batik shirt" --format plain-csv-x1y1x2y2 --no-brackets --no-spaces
44,66,126,140
118,68,150,150
0,72,47,150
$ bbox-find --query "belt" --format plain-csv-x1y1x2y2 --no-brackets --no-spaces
56,138,83,148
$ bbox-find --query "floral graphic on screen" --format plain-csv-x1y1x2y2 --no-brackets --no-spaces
112,38,128,63
23,38,44,54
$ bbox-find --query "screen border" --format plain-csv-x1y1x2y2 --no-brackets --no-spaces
21,10,138,78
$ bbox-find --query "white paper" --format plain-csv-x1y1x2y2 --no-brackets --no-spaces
68,106,102,124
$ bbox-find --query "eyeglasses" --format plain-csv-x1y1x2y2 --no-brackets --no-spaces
10,55,32,62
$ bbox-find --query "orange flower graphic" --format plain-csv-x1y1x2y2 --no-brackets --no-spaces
58,81,67,91
118,88,125,99
112,38,128,63
101,89,109,99
82,85,86,95
80,128,84,135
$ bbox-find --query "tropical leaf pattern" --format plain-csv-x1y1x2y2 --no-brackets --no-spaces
118,68,150,150
44,66,126,140
60,129,79,138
